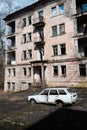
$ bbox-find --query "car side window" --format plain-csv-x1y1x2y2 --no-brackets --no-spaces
58,89,66,95
41,90,48,95
50,90,58,95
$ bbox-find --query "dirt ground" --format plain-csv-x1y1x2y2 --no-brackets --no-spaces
0,87,87,130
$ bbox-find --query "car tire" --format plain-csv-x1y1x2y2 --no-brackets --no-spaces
56,101,63,108
30,99,36,105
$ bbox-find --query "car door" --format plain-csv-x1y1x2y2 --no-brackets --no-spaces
58,89,68,103
48,89,58,104
37,90,49,103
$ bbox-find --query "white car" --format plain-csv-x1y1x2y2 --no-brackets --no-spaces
28,88,77,107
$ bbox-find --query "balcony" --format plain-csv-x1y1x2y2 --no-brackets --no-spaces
6,46,16,52
33,16,45,28
76,0,87,14
6,21,15,38
74,14,87,38
6,37,16,51
7,60,16,65
77,38,87,58
34,36,45,46
6,51,16,65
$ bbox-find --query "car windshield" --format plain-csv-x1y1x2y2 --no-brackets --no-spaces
40,90,48,95
67,88,75,93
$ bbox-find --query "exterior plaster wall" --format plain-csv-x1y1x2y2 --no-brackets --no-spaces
4,0,87,92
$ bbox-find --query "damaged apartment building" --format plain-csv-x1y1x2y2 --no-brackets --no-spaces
4,0,87,92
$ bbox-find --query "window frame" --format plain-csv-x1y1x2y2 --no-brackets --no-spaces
23,68,27,76
50,90,58,95
7,82,10,90
28,33,32,42
79,64,86,77
23,34,26,43
12,82,15,91
52,25,57,36
59,4,64,14
51,6,57,17
12,68,16,76
28,68,31,76
61,65,66,77
28,16,32,25
59,23,65,35
23,51,27,60
60,44,66,55
28,50,32,59
53,66,58,76
53,45,58,56
8,69,11,77
23,18,26,27
58,89,67,95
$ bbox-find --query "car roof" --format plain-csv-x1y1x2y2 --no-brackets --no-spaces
43,87,68,90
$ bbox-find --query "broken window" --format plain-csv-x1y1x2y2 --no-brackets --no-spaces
61,65,66,77
79,64,86,76
38,11,43,22
23,51,27,60
53,45,58,56
50,90,58,95
52,26,57,36
23,34,26,43
23,18,26,26
28,50,32,59
58,89,66,95
23,68,27,76
12,82,15,91
53,66,58,76
51,6,57,16
26,33,32,43
12,68,16,76
59,4,64,14
38,11,43,17
28,68,31,76
8,69,11,76
60,44,66,55
41,90,48,95
28,16,32,25
28,33,32,42
7,82,10,90
21,82,27,91
59,23,65,34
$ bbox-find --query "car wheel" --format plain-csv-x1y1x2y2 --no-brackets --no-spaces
56,101,63,108
30,99,36,105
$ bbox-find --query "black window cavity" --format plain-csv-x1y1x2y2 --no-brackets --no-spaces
53,66,58,76
28,16,32,25
79,64,86,76
60,44,66,55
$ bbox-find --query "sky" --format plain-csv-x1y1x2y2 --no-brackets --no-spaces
14,0,37,8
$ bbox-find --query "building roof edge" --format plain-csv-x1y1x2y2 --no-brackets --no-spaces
4,0,57,21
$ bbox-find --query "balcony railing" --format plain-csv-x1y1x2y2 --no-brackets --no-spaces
7,60,16,65
33,16,45,27
34,36,45,45
7,29,15,36
6,44,16,51
77,24,87,34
